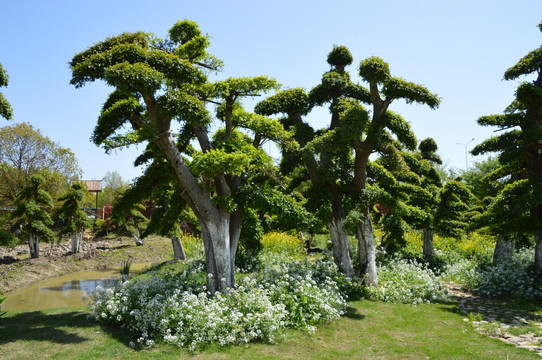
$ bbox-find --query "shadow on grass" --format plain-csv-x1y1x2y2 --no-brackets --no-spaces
343,305,366,320
0,311,92,345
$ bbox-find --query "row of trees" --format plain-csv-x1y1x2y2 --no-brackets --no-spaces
4,19,542,294
67,19,477,293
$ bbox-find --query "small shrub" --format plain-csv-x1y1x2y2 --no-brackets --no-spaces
120,258,132,276
371,257,449,305
461,249,542,300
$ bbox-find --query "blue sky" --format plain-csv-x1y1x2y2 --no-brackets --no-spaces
1,0,542,182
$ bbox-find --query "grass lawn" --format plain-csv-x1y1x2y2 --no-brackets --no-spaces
0,299,537,359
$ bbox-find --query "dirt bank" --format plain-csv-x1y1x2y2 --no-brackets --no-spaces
0,235,174,295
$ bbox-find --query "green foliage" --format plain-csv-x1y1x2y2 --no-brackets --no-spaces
327,45,353,68
254,88,311,116
56,182,90,236
0,122,81,205
235,208,263,269
0,228,17,248
473,20,542,243
10,175,55,244
0,62,13,120
382,77,441,109
504,47,542,80
359,56,390,83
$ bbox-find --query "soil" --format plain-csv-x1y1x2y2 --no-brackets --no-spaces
0,232,173,295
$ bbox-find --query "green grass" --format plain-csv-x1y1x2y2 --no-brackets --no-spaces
0,300,537,359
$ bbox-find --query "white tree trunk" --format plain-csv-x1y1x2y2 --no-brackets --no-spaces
534,233,542,272
200,210,234,294
422,228,434,260
134,228,144,246
71,232,82,254
493,233,515,264
328,218,355,277
171,234,186,260
356,208,378,286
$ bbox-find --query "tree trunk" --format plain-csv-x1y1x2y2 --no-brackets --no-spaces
155,131,240,293
170,234,186,261
328,218,355,277
28,234,39,259
71,232,82,254
534,233,542,272
356,208,378,286
134,228,144,246
493,233,516,264
327,185,355,277
200,208,239,295
422,228,434,260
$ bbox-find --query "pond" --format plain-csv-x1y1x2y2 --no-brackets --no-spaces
3,263,149,311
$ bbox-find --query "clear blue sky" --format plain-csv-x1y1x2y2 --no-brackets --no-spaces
1,0,542,182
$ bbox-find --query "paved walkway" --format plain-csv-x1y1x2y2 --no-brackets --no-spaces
446,282,542,356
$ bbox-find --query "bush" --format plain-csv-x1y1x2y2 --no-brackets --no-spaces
457,249,542,300
88,255,348,350
371,256,449,305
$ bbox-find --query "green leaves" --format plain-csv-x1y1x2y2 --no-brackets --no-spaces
56,183,89,235
504,47,542,80
382,77,441,109
93,96,143,145
213,76,280,100
11,175,55,243
327,45,354,68
0,63,12,120
254,88,311,116
359,56,390,84
105,62,165,92
190,146,271,178
169,19,202,45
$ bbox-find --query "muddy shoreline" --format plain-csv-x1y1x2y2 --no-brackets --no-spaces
0,235,173,295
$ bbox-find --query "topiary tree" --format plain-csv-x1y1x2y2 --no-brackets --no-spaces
0,62,13,120
472,21,542,269
69,20,292,292
398,138,472,260
56,183,90,254
257,47,440,286
111,199,148,246
10,175,55,258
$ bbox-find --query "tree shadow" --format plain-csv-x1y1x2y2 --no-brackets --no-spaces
343,305,366,320
0,311,92,345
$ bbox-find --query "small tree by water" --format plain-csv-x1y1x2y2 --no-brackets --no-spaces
11,175,54,258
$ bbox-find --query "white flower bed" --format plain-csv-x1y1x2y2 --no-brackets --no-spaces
87,257,347,350
453,248,542,300
371,257,449,305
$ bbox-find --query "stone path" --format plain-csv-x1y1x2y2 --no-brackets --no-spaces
446,282,542,356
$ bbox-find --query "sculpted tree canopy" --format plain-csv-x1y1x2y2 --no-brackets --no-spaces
69,20,293,293
257,46,439,285
0,122,82,205
56,183,90,254
0,63,13,120
472,21,542,269
10,175,55,259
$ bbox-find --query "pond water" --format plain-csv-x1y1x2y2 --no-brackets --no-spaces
3,263,149,311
